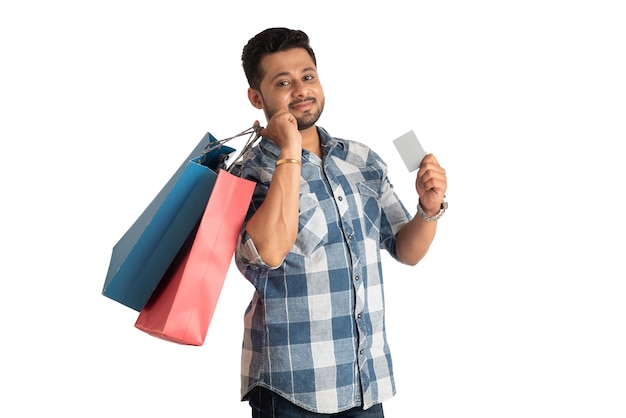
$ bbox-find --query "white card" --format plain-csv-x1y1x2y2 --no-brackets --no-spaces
393,130,427,172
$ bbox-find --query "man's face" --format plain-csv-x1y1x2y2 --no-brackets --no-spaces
249,48,325,130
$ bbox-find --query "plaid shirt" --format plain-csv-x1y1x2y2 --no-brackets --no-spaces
232,127,412,414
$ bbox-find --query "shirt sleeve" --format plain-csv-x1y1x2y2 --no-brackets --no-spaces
235,230,281,271
376,156,412,260
232,153,283,275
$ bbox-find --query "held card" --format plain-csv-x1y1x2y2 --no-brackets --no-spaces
392,130,427,172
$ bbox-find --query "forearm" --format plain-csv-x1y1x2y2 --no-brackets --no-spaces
245,159,301,267
395,215,438,265
396,153,447,265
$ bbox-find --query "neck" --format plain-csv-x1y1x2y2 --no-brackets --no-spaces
300,125,322,158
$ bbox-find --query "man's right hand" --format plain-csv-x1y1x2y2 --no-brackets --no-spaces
257,110,302,156
247,110,303,268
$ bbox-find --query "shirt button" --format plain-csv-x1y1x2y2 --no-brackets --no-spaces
354,276,359,281
347,234,353,240
357,313,362,319
338,196,343,201
360,349,364,355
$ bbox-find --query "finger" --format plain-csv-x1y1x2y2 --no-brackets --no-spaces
418,166,447,191
420,170,447,189
273,109,292,120
282,111,297,125
420,153,439,166
418,156,446,184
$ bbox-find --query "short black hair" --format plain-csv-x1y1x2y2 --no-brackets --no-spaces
242,27,317,90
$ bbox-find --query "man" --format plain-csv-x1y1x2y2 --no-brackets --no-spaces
232,27,447,417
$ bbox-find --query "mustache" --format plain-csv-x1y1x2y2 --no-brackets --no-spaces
289,97,316,107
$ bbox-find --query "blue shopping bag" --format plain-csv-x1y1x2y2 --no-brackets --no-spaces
102,132,235,311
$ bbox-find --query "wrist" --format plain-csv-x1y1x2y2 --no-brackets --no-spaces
279,148,302,161
416,198,448,222
275,158,302,167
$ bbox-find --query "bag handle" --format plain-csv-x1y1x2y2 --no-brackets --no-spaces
203,124,263,172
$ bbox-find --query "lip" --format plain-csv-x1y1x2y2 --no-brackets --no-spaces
289,99,315,112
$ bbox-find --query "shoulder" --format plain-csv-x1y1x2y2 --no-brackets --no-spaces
229,139,276,183
320,128,388,171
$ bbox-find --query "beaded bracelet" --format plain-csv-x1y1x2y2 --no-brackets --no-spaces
416,199,448,222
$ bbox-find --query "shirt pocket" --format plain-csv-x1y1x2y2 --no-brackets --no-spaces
357,180,382,239
292,192,329,256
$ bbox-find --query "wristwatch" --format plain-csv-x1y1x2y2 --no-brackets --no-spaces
416,198,448,222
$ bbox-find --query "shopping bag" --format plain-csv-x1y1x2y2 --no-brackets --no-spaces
134,169,256,345
102,133,235,311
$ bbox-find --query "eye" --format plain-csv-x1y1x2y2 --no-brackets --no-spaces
303,74,314,81
276,80,291,87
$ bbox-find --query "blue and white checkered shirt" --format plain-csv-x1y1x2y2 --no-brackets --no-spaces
232,127,412,414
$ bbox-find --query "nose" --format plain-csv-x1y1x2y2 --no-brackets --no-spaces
291,79,308,97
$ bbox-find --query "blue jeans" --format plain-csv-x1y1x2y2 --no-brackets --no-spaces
249,387,385,418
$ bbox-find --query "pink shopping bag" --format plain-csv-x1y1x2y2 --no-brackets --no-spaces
134,169,255,345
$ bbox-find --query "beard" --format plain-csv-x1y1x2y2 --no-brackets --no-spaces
263,96,325,130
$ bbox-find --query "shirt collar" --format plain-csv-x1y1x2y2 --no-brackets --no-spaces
258,126,345,159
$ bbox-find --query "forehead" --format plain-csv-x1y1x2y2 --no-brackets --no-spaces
259,48,316,82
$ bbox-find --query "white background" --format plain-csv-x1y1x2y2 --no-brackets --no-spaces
2,1,625,417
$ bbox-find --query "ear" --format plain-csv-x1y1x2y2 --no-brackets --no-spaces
248,87,264,109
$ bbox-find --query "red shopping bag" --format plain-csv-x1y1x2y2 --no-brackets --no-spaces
134,169,255,345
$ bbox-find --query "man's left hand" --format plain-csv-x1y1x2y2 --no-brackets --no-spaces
415,154,447,217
